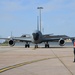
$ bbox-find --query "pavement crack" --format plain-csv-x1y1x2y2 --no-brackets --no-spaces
51,49,73,75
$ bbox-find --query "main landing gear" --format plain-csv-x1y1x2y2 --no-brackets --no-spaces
25,42,30,48
24,42,49,48
45,42,49,48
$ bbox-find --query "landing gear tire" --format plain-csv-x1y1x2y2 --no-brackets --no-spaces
35,44,38,48
45,44,49,48
28,44,30,48
25,44,30,48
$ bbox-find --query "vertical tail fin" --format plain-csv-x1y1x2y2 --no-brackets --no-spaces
37,16,39,31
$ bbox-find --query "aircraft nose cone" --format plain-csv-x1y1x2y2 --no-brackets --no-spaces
32,33,39,41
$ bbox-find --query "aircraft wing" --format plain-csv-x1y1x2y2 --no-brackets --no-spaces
42,35,71,42
43,38,61,42
0,37,32,42
13,37,32,42
0,38,11,40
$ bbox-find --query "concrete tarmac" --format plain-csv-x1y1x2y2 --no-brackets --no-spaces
0,46,75,75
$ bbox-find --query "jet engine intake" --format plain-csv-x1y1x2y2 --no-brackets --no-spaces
59,38,65,46
9,40,15,46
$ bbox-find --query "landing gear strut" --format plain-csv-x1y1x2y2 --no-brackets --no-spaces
25,42,30,48
45,42,49,48
35,44,38,48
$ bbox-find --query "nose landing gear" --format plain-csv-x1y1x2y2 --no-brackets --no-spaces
45,42,49,48
35,44,38,48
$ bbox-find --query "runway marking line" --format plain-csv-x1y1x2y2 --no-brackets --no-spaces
0,56,73,73
0,57,55,73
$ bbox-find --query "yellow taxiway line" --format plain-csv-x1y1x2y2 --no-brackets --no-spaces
0,57,54,73
0,55,73,73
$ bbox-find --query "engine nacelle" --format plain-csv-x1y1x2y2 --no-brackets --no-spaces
9,40,15,46
59,38,65,46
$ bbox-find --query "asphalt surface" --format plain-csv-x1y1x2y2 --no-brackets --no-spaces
0,46,75,75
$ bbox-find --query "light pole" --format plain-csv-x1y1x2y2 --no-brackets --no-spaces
37,7,43,32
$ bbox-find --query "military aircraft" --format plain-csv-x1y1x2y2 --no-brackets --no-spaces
0,15,75,48
0,28,75,48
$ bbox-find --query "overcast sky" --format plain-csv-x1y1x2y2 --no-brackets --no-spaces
0,0,75,37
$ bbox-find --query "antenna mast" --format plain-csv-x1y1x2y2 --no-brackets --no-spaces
37,7,43,32
37,16,39,30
